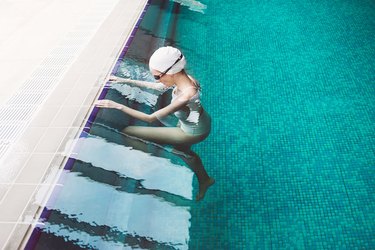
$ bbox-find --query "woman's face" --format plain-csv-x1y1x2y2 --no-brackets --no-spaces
151,69,174,86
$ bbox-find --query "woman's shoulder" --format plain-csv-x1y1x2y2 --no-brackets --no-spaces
183,85,201,102
173,85,198,102
187,75,199,85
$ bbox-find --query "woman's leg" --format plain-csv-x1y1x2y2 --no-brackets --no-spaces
122,126,206,145
123,126,214,201
173,146,215,201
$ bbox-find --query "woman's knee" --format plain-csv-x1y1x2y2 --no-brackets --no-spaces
122,126,132,134
122,126,144,137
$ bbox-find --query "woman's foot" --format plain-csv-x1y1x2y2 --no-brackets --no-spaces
196,177,215,201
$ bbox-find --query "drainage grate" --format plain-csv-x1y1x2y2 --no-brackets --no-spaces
7,92,48,106
49,47,82,58
0,145,8,158
21,78,57,91
42,56,73,66
31,67,67,78
0,123,26,142
0,107,35,121
0,0,121,160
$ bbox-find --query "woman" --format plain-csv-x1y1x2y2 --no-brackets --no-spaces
96,46,214,201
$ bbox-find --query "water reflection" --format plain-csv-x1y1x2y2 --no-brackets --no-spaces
41,209,177,249
70,135,194,200
32,132,194,250
170,0,207,13
109,83,159,109
43,172,190,249
116,58,155,82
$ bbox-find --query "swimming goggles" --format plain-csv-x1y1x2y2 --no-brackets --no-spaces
153,54,183,80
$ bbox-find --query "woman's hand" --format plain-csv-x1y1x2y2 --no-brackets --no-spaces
96,99,154,123
95,99,123,110
108,75,136,84
108,75,118,82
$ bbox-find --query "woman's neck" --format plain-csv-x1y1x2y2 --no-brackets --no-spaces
174,71,195,90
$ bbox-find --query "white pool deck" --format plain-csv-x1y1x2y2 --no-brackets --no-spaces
0,0,148,248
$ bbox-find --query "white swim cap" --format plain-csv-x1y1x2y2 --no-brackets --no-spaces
149,46,186,74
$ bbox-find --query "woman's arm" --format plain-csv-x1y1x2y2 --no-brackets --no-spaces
95,100,156,123
95,94,190,124
109,76,166,91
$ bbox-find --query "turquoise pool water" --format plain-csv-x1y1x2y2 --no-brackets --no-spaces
27,0,374,249
177,0,374,248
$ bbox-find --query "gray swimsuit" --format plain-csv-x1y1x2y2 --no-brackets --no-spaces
171,83,211,136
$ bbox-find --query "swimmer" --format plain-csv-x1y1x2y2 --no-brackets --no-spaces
96,46,214,201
